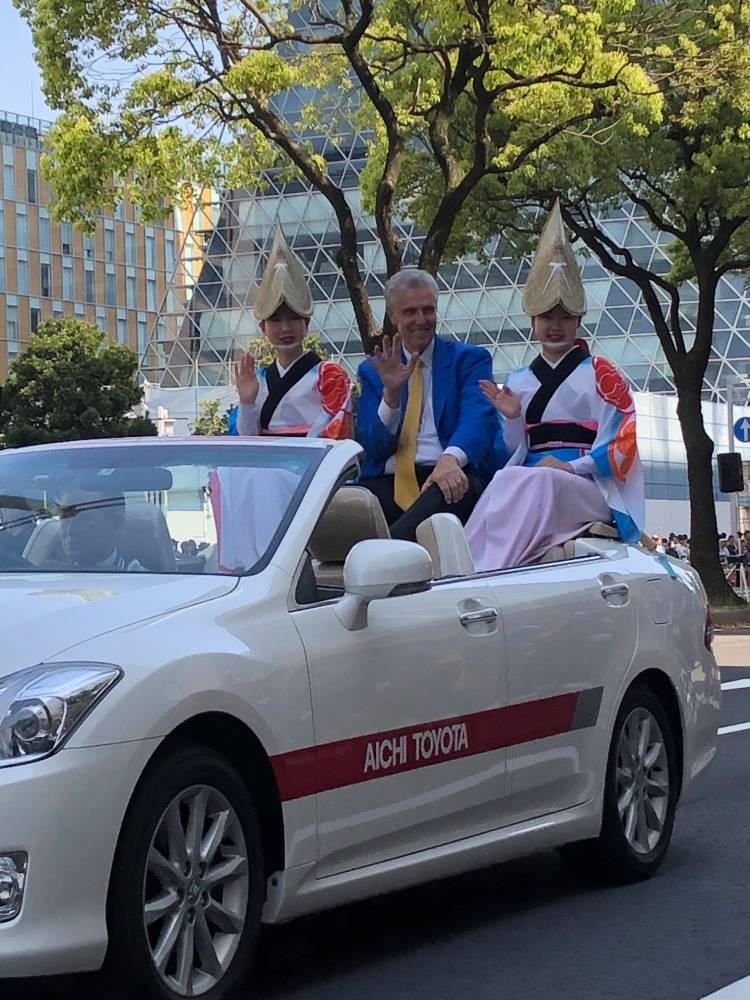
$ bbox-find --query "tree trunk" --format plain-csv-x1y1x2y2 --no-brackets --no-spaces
674,370,742,606
334,214,379,355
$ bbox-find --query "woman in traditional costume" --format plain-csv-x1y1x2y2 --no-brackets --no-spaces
464,201,645,571
230,228,351,439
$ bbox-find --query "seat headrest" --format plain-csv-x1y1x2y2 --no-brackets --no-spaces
309,486,390,563
121,501,177,573
416,513,475,578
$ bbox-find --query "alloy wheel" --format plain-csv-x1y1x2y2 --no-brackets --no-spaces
142,784,250,997
616,707,670,856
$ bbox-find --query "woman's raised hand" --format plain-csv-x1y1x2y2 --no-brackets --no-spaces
234,352,259,405
479,380,521,419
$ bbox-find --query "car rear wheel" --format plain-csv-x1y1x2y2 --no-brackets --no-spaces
561,684,678,884
103,744,265,1000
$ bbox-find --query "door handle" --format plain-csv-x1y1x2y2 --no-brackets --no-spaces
600,582,629,602
459,607,498,627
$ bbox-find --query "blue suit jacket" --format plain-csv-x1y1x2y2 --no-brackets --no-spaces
357,337,498,485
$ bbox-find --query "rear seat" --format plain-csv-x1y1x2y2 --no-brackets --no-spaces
308,486,390,590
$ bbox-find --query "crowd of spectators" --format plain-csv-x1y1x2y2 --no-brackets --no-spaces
651,533,691,560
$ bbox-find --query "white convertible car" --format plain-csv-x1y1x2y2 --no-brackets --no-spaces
0,437,719,999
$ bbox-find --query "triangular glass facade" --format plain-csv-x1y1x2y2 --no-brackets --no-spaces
147,142,750,403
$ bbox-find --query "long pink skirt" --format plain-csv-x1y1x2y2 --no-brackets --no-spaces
465,466,612,572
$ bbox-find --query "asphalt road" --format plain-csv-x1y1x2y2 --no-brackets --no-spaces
7,634,750,1000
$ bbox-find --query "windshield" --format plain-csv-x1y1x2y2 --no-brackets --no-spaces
0,442,324,575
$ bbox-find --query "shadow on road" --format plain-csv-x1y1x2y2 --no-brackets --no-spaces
4,850,595,1000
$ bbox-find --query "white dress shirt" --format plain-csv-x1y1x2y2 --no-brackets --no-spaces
376,338,468,472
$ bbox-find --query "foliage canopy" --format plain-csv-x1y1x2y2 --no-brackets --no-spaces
0,319,156,447
18,0,663,347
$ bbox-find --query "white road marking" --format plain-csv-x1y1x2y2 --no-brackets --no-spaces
722,679,750,691
719,722,750,736
701,974,750,998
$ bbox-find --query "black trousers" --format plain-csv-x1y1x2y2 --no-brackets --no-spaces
360,464,484,542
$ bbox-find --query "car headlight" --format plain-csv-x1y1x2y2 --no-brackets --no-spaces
0,663,122,768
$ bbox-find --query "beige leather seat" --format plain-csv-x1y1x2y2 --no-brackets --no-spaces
415,513,475,578
121,501,176,572
538,521,657,563
537,539,578,564
308,486,390,589
536,522,616,564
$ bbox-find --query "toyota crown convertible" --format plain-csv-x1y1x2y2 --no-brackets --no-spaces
0,437,719,999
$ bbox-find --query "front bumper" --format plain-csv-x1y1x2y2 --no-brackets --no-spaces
0,739,160,978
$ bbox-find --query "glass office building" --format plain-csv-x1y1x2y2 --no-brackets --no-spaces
145,119,750,532
0,109,181,380
148,127,750,401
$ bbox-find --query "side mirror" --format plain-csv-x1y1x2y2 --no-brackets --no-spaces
334,539,432,631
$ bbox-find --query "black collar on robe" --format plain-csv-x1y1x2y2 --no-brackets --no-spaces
526,345,589,424
260,351,321,430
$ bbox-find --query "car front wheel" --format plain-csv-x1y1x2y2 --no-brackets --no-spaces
561,684,678,884
103,744,265,1000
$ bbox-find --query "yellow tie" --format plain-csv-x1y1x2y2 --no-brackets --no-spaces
394,360,423,510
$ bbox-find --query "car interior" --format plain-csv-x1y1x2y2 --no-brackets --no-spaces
301,484,657,602
22,500,177,573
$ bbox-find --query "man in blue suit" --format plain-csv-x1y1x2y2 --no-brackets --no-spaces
358,269,498,541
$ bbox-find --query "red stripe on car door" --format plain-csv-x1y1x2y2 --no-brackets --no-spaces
271,691,581,801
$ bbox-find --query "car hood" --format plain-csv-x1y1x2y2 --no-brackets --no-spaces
0,572,238,671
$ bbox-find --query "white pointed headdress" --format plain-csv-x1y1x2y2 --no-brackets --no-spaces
522,200,587,317
253,227,313,322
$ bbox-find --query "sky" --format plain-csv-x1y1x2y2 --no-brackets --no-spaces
0,3,56,121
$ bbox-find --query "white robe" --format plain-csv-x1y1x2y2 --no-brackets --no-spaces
235,356,351,439
465,348,645,570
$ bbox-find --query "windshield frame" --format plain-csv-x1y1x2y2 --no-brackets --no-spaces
0,439,330,577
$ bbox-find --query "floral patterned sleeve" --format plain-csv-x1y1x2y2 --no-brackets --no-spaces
589,357,638,482
316,361,352,440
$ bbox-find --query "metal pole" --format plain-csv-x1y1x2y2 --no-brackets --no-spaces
194,356,200,426
727,378,740,539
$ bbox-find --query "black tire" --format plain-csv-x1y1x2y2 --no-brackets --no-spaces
561,683,678,884
101,744,265,1000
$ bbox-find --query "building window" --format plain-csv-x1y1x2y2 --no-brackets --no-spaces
40,257,51,297
165,230,175,273
85,265,95,304
6,300,18,346
17,255,28,294
62,258,74,300
104,223,115,262
39,209,50,251
117,315,128,345
0,203,4,245
146,273,156,311
74,302,85,318
125,226,136,265
30,304,40,334
115,199,124,221
0,251,5,293
3,146,14,200
126,270,136,309
61,221,72,255
96,307,107,333
137,314,148,356
26,150,37,204
84,234,94,259
145,227,156,269
15,205,27,249
52,301,63,319
105,266,116,306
